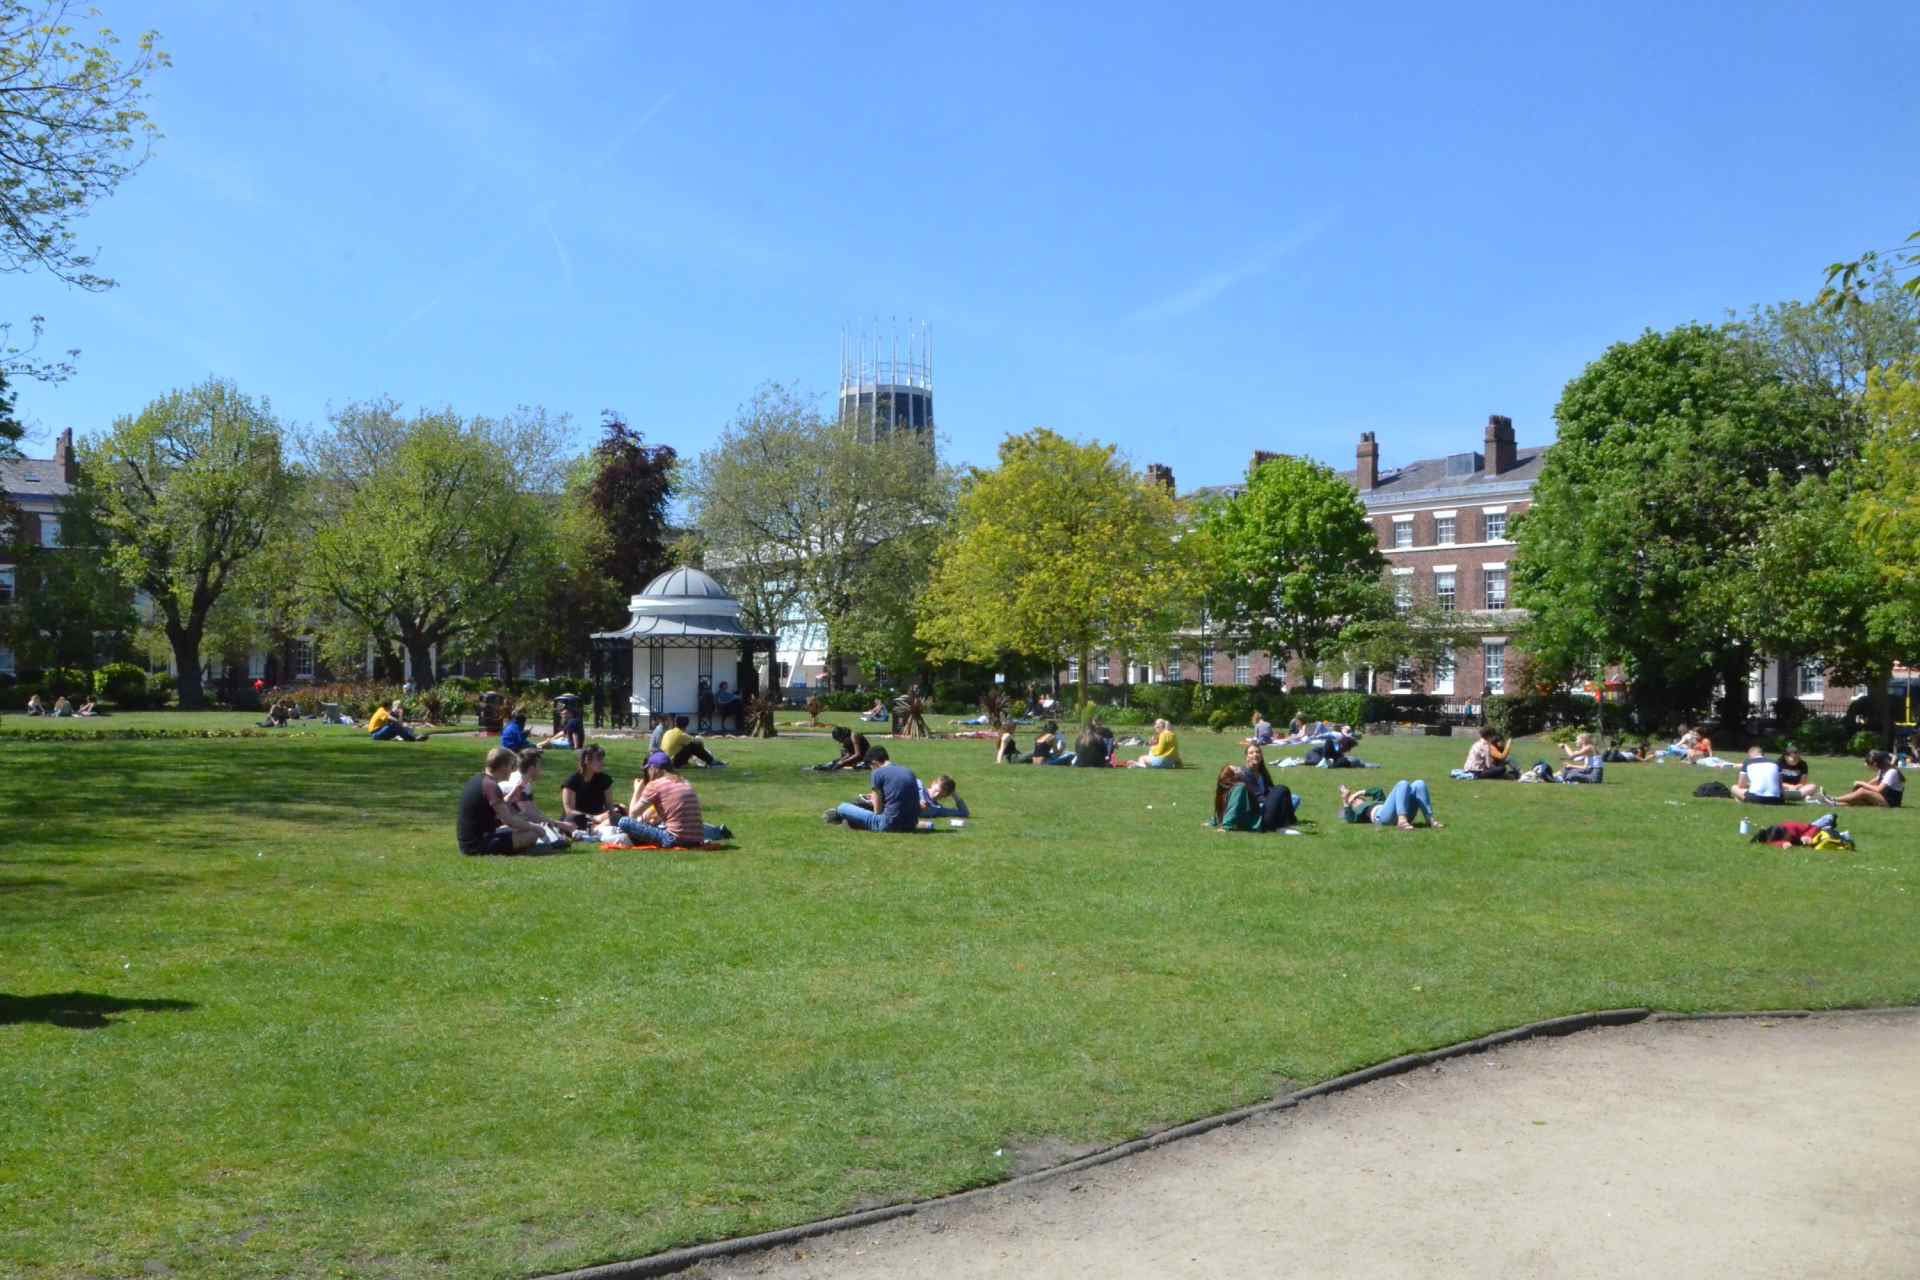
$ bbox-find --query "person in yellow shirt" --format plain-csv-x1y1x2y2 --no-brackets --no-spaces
367,699,424,741
658,715,726,768
1130,718,1182,768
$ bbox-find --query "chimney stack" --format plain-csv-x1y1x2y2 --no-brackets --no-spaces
1484,415,1515,476
1146,463,1175,494
1355,432,1378,491
54,428,75,483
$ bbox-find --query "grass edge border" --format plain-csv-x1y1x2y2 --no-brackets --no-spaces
542,1004,1920,1280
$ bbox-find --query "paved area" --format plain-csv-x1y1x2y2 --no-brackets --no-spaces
696,1014,1920,1279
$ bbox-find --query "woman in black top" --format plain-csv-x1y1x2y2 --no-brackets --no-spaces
561,745,619,824
815,725,871,771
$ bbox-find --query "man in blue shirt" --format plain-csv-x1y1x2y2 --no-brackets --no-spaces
499,711,531,753
825,747,922,832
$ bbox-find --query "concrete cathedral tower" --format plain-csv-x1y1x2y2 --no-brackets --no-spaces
839,322,933,444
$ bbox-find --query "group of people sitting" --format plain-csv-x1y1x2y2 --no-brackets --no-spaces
822,746,970,832
457,742,734,855
991,719,1182,768
1206,739,1440,833
23,693,96,717
1732,745,1904,808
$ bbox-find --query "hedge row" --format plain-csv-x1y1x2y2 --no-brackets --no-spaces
0,727,269,742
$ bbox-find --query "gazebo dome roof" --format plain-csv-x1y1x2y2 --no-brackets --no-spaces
640,567,734,601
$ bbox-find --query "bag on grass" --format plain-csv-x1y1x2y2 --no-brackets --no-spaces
1693,781,1733,799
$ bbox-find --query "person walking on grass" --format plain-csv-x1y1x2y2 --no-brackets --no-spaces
619,752,732,847
1339,780,1443,830
369,699,425,741
457,747,550,855
824,746,922,832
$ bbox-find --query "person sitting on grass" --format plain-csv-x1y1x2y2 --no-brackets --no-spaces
1028,722,1068,764
860,697,890,722
619,752,733,847
1603,739,1650,763
1560,732,1606,784
1211,759,1302,832
1460,727,1515,780
1130,719,1182,768
456,747,552,855
660,714,726,768
1242,743,1275,802
51,694,74,717
1245,712,1275,747
1339,780,1443,830
540,696,585,750
1731,744,1785,805
76,696,97,717
260,700,294,729
368,699,425,741
995,725,1023,764
25,692,46,715
1775,745,1820,800
824,746,922,832
560,744,621,826
919,774,969,820
499,710,531,753
814,725,871,771
1815,751,1905,808
1072,723,1114,768
499,748,576,837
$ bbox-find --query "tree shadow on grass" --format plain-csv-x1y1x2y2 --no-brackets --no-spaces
0,991,196,1029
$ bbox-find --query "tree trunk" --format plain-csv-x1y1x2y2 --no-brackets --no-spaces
1716,653,1752,738
405,636,439,689
1077,647,1091,716
1867,669,1893,748
169,621,206,709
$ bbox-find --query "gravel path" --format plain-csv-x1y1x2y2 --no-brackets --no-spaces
693,1013,1919,1279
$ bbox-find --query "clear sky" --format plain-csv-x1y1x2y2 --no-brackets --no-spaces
9,0,1918,493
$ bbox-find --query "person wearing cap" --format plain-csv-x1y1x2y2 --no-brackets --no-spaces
618,752,732,847
824,746,922,832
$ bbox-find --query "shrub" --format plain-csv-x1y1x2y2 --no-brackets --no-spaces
93,662,151,708
149,673,177,706
42,666,90,698
1129,682,1192,725
1484,693,1595,738
1102,705,1151,727
817,691,877,713
1288,692,1369,728
0,726,268,741
1795,714,1852,756
0,682,37,710
1208,707,1239,734
1846,730,1879,757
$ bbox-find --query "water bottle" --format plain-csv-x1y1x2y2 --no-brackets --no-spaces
1738,818,1751,836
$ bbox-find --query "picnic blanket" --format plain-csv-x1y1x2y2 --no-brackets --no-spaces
600,841,738,852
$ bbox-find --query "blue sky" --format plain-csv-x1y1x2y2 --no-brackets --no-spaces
10,0,1918,493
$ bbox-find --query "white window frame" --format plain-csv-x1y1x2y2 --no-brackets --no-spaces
1066,656,1079,684
1394,578,1413,613
1483,640,1507,695
1483,565,1509,611
1095,652,1110,684
292,637,316,680
1482,508,1508,541
1432,509,1457,545
1233,652,1250,685
39,515,60,548
1393,662,1414,693
1168,646,1183,682
1798,660,1826,698
1392,514,1414,548
1432,565,1457,613
1200,646,1215,687
1433,649,1455,696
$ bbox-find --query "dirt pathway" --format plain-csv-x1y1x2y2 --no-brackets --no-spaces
694,1014,1919,1279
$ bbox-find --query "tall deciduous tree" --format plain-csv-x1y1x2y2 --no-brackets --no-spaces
1514,324,1847,727
87,378,293,707
585,411,676,596
685,383,954,687
303,400,563,688
1194,454,1392,689
1,463,134,669
917,429,1193,705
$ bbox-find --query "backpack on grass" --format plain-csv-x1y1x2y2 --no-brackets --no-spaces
1693,781,1733,799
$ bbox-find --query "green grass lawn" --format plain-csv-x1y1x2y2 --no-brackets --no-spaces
2,718,1915,1278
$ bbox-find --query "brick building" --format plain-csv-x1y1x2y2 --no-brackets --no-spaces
0,429,79,675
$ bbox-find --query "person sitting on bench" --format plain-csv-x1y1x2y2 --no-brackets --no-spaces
660,715,726,768
713,681,742,732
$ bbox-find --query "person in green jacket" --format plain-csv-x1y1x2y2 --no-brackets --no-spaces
1208,764,1303,832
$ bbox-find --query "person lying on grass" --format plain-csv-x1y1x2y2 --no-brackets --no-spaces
500,748,577,837
561,744,622,826
1816,751,1905,808
814,725,871,772
1209,762,1302,832
619,751,733,847
1130,719,1182,768
1339,780,1443,830
1731,745,1785,805
919,774,969,819
824,746,922,832
457,747,554,855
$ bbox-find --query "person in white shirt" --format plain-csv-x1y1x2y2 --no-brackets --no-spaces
1731,745,1784,805
1820,751,1905,808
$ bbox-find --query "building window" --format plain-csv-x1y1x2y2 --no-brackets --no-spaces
1798,661,1826,697
1234,652,1250,685
0,646,13,675
40,516,60,548
1484,567,1508,610
0,564,13,604
1096,652,1110,684
1394,578,1413,613
1200,646,1214,687
1484,511,1508,541
1168,646,1183,681
1393,521,1413,549
1434,571,1456,612
1483,642,1506,694
1066,656,1079,684
1433,650,1455,696
1434,515,1456,545
1394,662,1414,693
292,638,315,679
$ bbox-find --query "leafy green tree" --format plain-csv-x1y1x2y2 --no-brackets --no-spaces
584,411,676,597
1194,454,1391,689
303,401,563,688
685,383,954,688
1,453,133,669
1514,324,1848,727
1732,272,1920,404
917,428,1194,706
87,378,293,707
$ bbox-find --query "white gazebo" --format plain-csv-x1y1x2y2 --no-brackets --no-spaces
589,568,777,731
